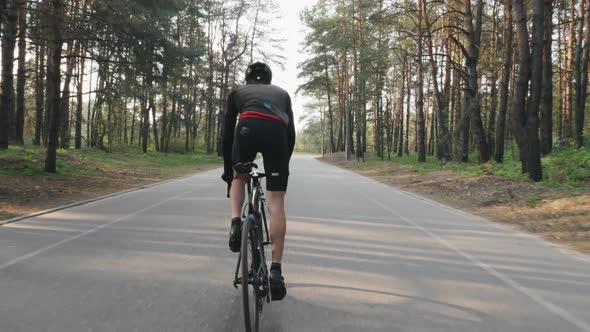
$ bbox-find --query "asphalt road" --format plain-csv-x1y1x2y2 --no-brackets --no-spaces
1,156,590,332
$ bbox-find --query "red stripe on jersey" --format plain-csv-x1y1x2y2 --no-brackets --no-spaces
239,111,288,127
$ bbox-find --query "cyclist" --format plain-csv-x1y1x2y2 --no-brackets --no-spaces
222,62,295,301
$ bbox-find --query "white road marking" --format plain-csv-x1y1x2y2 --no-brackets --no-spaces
356,169,590,266
0,189,196,271
363,194,590,332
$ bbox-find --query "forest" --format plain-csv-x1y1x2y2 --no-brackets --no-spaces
298,0,590,182
0,0,588,183
0,0,280,171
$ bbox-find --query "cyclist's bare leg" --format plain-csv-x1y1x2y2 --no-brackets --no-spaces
230,172,248,219
266,191,286,264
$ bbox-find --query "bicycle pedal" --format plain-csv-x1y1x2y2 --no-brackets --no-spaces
262,241,272,246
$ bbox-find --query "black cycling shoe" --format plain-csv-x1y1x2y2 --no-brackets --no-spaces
229,222,242,253
269,270,287,301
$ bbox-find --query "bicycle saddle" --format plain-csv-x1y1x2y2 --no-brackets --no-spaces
234,162,259,174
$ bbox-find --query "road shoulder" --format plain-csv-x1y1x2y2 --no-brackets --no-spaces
321,153,590,255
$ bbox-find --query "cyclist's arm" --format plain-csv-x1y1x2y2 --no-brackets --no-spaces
223,90,238,180
287,94,296,160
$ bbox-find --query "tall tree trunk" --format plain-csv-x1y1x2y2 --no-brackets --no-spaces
416,0,426,163
513,0,531,173
130,98,137,145
151,96,159,152
45,0,65,173
0,0,18,149
487,0,500,157
15,0,26,145
422,0,451,161
324,54,336,153
0,0,6,148
575,0,590,147
87,60,96,147
557,2,565,142
141,92,150,154
160,67,168,152
60,40,78,149
495,0,513,163
460,0,489,163
397,57,406,157
540,0,554,154
355,0,367,161
205,14,215,154
526,0,545,181
75,44,85,149
344,50,353,160
513,0,544,181
34,41,46,146
565,0,576,139
405,66,411,156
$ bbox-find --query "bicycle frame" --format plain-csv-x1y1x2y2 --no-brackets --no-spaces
246,170,271,242
233,167,271,291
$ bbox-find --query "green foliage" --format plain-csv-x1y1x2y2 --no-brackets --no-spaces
0,145,221,178
0,145,94,177
295,119,323,154
343,145,590,190
166,139,190,154
543,147,590,186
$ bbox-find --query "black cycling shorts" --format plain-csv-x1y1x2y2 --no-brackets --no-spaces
232,118,290,192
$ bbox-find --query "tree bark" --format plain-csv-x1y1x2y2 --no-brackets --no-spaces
526,0,545,181
540,0,554,154
487,0,500,157
513,0,544,181
15,0,26,145
160,65,168,152
422,0,451,161
405,66,411,156
45,0,65,173
495,0,513,163
512,0,531,173
59,40,78,149
151,99,159,152
324,55,336,153
416,0,427,163
75,44,86,149
0,0,18,149
565,0,576,139
34,39,46,146
460,0,489,163
397,56,406,157
575,0,590,147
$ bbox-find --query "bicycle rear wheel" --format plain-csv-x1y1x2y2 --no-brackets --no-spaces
241,215,261,332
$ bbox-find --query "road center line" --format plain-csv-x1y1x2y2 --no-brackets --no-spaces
363,193,590,332
0,189,196,271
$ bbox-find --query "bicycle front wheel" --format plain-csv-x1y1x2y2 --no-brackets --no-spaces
241,215,260,332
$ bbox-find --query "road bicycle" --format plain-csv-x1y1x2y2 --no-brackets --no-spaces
231,162,271,332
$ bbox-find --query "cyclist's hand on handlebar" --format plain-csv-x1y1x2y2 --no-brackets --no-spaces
221,172,232,199
221,172,233,184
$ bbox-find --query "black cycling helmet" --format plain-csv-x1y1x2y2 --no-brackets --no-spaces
245,62,272,84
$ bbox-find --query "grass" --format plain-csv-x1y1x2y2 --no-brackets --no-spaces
337,146,590,190
0,144,222,179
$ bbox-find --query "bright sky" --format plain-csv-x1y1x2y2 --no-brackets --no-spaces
271,0,318,131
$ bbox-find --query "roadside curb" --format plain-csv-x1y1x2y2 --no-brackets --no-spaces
0,172,202,227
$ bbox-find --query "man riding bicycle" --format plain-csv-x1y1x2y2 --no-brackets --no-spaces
222,62,295,301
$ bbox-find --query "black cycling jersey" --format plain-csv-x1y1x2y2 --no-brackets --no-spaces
223,83,296,180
